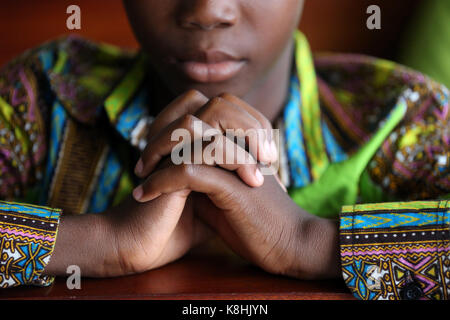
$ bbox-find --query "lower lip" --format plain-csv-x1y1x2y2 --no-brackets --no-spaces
177,60,246,83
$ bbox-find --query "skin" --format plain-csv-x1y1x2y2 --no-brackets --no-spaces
123,0,302,122
45,0,341,280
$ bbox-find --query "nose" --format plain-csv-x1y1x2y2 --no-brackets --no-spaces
177,0,237,30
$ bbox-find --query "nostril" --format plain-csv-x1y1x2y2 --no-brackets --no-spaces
192,21,215,30
183,21,232,30
177,5,237,31
217,22,233,29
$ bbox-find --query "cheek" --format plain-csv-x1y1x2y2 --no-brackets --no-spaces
123,1,174,49
246,0,301,69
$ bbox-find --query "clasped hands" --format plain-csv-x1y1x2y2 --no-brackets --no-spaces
104,90,341,280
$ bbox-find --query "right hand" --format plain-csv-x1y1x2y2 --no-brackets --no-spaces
105,191,211,276
45,172,212,278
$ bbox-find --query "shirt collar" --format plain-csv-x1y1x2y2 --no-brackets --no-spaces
102,53,154,150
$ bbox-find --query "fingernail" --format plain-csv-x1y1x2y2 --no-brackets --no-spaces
270,141,278,162
133,185,143,201
255,168,264,185
264,140,272,161
134,158,143,176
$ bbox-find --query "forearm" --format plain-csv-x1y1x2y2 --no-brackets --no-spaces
43,213,121,278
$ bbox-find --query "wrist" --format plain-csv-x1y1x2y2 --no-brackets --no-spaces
44,212,122,278
284,213,341,280
91,212,125,277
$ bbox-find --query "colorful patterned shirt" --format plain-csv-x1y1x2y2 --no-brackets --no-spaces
0,32,448,299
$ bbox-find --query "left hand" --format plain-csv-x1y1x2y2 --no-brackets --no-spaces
134,159,341,279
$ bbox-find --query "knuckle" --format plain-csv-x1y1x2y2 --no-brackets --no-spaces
141,145,158,162
261,117,273,130
218,92,234,100
181,113,196,128
250,111,270,130
251,116,264,130
140,144,150,158
178,163,196,178
208,96,224,110
253,119,271,141
186,89,208,102
141,179,154,194
208,96,240,119
202,98,225,124
140,150,153,165
185,89,201,98
243,116,262,132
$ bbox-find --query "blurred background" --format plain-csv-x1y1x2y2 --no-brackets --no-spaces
0,0,449,87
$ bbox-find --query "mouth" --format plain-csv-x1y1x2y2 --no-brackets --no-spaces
170,50,247,83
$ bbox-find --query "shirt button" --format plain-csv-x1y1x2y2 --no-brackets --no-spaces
401,282,423,300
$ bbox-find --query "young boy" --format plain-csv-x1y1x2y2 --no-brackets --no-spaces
0,1,448,300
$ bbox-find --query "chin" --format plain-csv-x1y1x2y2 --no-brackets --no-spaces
170,77,252,99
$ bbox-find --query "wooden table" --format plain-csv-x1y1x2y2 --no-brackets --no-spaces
0,239,353,300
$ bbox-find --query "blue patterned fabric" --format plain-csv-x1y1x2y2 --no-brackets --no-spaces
321,119,348,163
283,75,311,187
39,101,68,205
87,149,123,213
340,211,450,230
115,89,148,141
0,201,60,287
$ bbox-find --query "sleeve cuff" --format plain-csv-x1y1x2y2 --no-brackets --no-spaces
0,201,61,288
339,200,450,300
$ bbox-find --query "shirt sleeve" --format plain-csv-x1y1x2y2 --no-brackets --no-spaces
339,200,449,300
0,201,61,288
0,42,62,288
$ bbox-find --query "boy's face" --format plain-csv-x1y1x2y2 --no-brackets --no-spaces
123,0,304,99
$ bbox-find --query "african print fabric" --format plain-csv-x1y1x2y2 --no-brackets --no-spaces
0,201,60,287
0,33,448,296
282,31,449,216
340,201,450,300
0,36,149,287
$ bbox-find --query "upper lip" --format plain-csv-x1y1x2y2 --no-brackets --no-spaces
175,50,243,64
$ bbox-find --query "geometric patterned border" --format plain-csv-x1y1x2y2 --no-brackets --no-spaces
0,202,60,288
